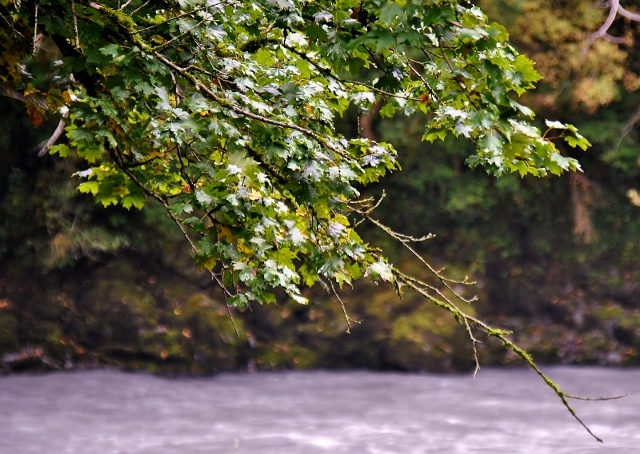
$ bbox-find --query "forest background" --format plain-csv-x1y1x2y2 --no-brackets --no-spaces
2,0,640,374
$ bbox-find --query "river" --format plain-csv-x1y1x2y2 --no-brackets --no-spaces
0,367,638,453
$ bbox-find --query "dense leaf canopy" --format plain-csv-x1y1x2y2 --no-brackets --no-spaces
0,0,588,305
1,0,602,439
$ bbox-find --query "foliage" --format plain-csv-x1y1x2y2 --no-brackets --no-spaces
0,0,605,439
351,0,640,367
1,0,588,304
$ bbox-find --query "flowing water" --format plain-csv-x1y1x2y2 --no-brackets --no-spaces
1,367,638,453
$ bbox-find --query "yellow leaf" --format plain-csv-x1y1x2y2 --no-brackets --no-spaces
202,257,217,270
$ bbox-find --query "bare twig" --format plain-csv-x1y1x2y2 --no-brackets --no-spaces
407,61,438,101
112,148,246,337
365,214,477,301
33,3,38,55
618,2,640,21
71,0,80,51
438,40,479,110
330,281,360,334
115,155,235,299
1,87,48,109
37,118,66,156
397,272,607,442
602,32,627,44
615,102,640,149
588,0,640,48
224,297,240,337
1,10,24,37
129,0,149,15
365,211,619,441
565,393,626,401
1,87,62,153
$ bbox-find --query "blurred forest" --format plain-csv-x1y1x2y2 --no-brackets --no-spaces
2,0,640,374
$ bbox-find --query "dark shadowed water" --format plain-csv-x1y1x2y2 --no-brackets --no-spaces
0,367,638,453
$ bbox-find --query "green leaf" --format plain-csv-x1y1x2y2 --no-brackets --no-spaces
379,3,405,25
479,133,503,154
366,261,394,282
565,134,591,151
228,294,249,307
48,144,70,157
121,193,146,210
99,44,120,58
374,30,397,50
512,55,542,83
77,181,100,195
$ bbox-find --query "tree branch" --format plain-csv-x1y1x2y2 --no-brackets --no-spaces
33,3,38,55
37,118,66,157
0,87,68,156
365,211,619,442
589,0,640,46
0,87,49,109
615,102,640,149
618,3,640,21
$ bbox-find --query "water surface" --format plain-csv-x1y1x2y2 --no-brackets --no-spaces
1,367,638,453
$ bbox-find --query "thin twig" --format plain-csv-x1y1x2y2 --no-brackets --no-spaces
37,118,66,156
366,214,477,303
225,298,240,337
363,210,617,441
1,11,24,37
71,0,80,51
330,281,360,334
407,60,438,101
397,273,606,442
602,33,627,44
131,0,149,16
116,155,233,297
615,103,640,150
151,18,209,52
618,2,640,21
438,40,479,110
32,3,38,55
565,393,626,401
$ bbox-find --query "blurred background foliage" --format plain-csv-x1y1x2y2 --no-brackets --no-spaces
2,0,640,373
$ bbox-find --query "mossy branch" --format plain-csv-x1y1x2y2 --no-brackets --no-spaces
364,212,624,443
